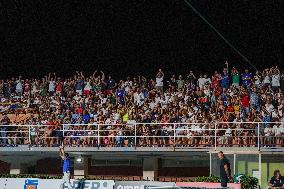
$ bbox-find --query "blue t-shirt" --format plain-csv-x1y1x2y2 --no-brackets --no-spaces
221,73,230,88
63,157,71,173
116,89,125,104
83,114,90,123
242,73,252,86
75,79,84,90
143,90,148,98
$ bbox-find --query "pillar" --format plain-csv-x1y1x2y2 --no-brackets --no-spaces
143,157,159,181
74,156,88,179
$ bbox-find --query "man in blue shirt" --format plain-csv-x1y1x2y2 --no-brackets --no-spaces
59,146,73,189
116,87,126,105
221,69,230,89
242,69,252,87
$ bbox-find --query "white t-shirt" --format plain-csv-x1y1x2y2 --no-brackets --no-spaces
264,127,274,136
134,92,144,106
204,78,212,86
265,103,274,113
48,81,55,92
254,76,261,85
273,125,282,136
127,120,136,125
271,74,280,87
225,128,232,136
15,80,23,91
156,77,164,87
84,82,92,90
198,77,206,88
147,101,154,109
263,75,271,84
271,110,279,118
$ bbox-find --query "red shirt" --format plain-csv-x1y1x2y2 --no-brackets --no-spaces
241,95,250,107
76,107,83,114
56,82,63,92
227,105,234,112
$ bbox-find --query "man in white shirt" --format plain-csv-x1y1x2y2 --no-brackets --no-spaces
48,80,56,96
265,99,274,114
271,67,280,92
273,124,283,146
15,77,23,96
133,89,145,106
197,75,206,88
264,125,274,146
155,69,164,93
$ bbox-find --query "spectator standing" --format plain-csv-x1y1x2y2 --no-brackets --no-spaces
75,72,84,96
231,67,240,87
242,69,252,87
176,75,185,91
15,76,23,96
253,71,262,88
155,69,164,93
107,75,116,94
271,66,280,92
262,69,271,87
221,63,230,90
250,87,260,112
48,73,56,96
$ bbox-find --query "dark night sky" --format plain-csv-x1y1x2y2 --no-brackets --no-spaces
1,0,283,79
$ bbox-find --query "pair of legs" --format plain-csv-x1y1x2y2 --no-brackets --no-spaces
221,178,228,188
60,172,73,189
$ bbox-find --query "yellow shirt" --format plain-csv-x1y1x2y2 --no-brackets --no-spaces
123,113,129,122
234,105,240,113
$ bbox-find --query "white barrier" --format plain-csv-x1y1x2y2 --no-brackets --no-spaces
0,178,115,189
114,181,176,189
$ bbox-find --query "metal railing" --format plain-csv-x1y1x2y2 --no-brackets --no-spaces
0,122,283,150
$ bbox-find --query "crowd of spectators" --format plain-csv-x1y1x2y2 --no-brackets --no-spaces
0,63,284,147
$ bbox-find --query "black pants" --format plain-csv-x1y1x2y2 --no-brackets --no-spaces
221,178,228,188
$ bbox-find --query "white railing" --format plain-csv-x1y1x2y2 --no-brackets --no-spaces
0,122,283,150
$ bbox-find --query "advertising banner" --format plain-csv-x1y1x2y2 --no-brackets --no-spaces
176,182,241,189
0,178,115,189
114,181,176,189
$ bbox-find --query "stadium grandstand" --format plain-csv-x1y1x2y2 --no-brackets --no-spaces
1,0,283,188
1,66,284,188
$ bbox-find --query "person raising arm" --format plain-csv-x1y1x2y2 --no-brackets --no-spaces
59,145,73,189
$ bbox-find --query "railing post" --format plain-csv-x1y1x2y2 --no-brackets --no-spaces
62,124,65,137
214,122,217,151
257,123,260,151
28,125,31,145
173,123,176,148
134,124,137,149
259,153,262,187
209,152,212,176
97,124,100,149
62,124,65,146
233,153,236,175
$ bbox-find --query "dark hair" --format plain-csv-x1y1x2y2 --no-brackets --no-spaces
274,170,281,177
219,151,224,154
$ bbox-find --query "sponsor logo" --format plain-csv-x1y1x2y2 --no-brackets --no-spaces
116,185,145,189
24,179,38,189
63,180,114,189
